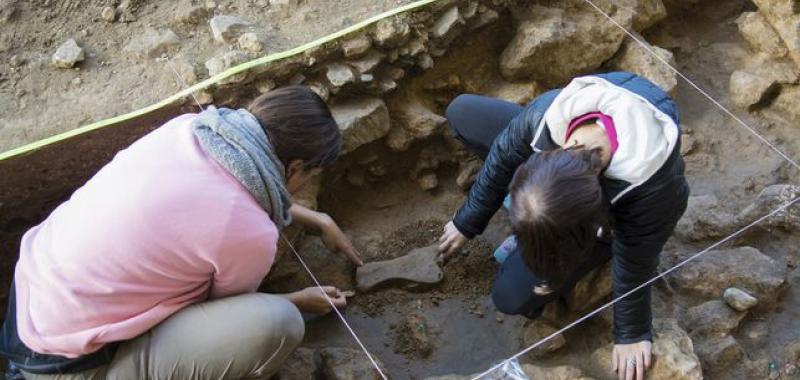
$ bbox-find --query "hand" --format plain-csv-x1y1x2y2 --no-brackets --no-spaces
288,286,347,315
319,214,364,266
612,341,652,380
438,221,468,262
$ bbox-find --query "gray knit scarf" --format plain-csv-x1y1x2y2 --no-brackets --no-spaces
193,106,293,229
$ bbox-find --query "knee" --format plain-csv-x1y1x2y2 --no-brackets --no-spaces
445,94,476,134
491,283,522,316
247,294,305,352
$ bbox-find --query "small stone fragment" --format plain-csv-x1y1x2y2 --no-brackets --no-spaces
723,287,759,311
417,53,434,70
101,6,116,22
125,28,180,58
373,17,411,47
431,6,462,39
209,15,251,43
417,172,438,191
52,39,85,69
205,50,251,84
237,32,263,53
356,244,443,292
348,51,384,73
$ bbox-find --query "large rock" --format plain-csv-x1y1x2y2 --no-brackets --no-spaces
771,84,800,122
320,347,387,380
385,96,447,151
521,321,567,359
672,246,786,306
330,97,391,154
694,335,745,370
124,28,180,58
737,184,800,231
431,6,463,39
683,300,745,338
591,319,702,380
277,347,319,380
751,0,800,67
373,16,411,47
610,36,678,95
674,194,736,242
356,244,443,291
341,35,372,58
51,39,84,69
500,5,629,85
723,287,759,311
209,15,251,43
737,12,789,57
729,70,779,108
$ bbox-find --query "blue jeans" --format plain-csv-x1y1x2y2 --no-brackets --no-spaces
446,94,612,318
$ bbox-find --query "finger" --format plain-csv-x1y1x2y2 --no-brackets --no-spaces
438,231,448,243
636,352,644,380
625,357,635,380
344,246,364,266
644,348,652,369
438,239,452,254
612,349,618,372
617,356,625,380
332,295,347,308
321,286,339,297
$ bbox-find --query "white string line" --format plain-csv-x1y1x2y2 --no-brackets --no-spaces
166,59,205,112
582,0,800,172
470,194,800,380
280,234,390,380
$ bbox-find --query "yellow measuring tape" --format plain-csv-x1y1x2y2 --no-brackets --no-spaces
0,0,441,161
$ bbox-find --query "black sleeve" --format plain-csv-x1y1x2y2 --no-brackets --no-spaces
611,173,689,344
451,105,539,238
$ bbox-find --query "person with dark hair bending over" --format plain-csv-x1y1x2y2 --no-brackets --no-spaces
438,72,689,380
1,86,363,379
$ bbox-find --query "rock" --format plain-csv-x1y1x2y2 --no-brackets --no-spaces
771,84,800,122
209,15,251,43
101,6,116,22
417,172,439,191
737,184,800,231
373,17,411,47
308,81,330,102
330,97,391,154
388,97,447,142
729,70,779,108
723,287,759,311
237,32,263,54
342,35,372,58
356,244,443,291
521,321,566,359
591,319,702,380
522,364,594,380
431,6,462,39
695,335,744,369
487,81,542,105
320,347,386,380
174,2,208,25
674,194,736,241
325,62,356,88
51,39,85,69
277,347,318,380
683,300,745,338
680,134,695,156
500,5,629,85
629,0,667,30
567,261,612,312
417,53,434,70
751,0,800,67
748,56,800,85
205,50,251,84
125,28,180,58
737,12,789,57
672,246,786,306
8,54,23,68
348,51,384,73
610,36,678,95
405,312,433,356
456,160,483,190
0,0,17,23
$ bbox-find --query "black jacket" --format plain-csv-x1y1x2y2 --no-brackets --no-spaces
453,72,690,343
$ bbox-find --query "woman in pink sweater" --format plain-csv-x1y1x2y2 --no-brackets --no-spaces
1,86,362,379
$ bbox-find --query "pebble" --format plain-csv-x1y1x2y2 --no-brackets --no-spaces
9,54,23,68
101,6,115,22
723,287,759,311
209,15,251,43
237,32,263,53
71,77,82,86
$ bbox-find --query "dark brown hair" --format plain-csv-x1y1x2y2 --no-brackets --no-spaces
509,148,606,288
247,85,341,168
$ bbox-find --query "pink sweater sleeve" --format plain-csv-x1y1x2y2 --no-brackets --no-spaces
208,200,279,299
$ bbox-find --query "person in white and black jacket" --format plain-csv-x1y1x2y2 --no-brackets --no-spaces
438,72,690,380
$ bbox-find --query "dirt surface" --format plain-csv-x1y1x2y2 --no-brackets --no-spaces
0,0,418,153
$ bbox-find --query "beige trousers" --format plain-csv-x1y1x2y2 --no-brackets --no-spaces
23,293,304,380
